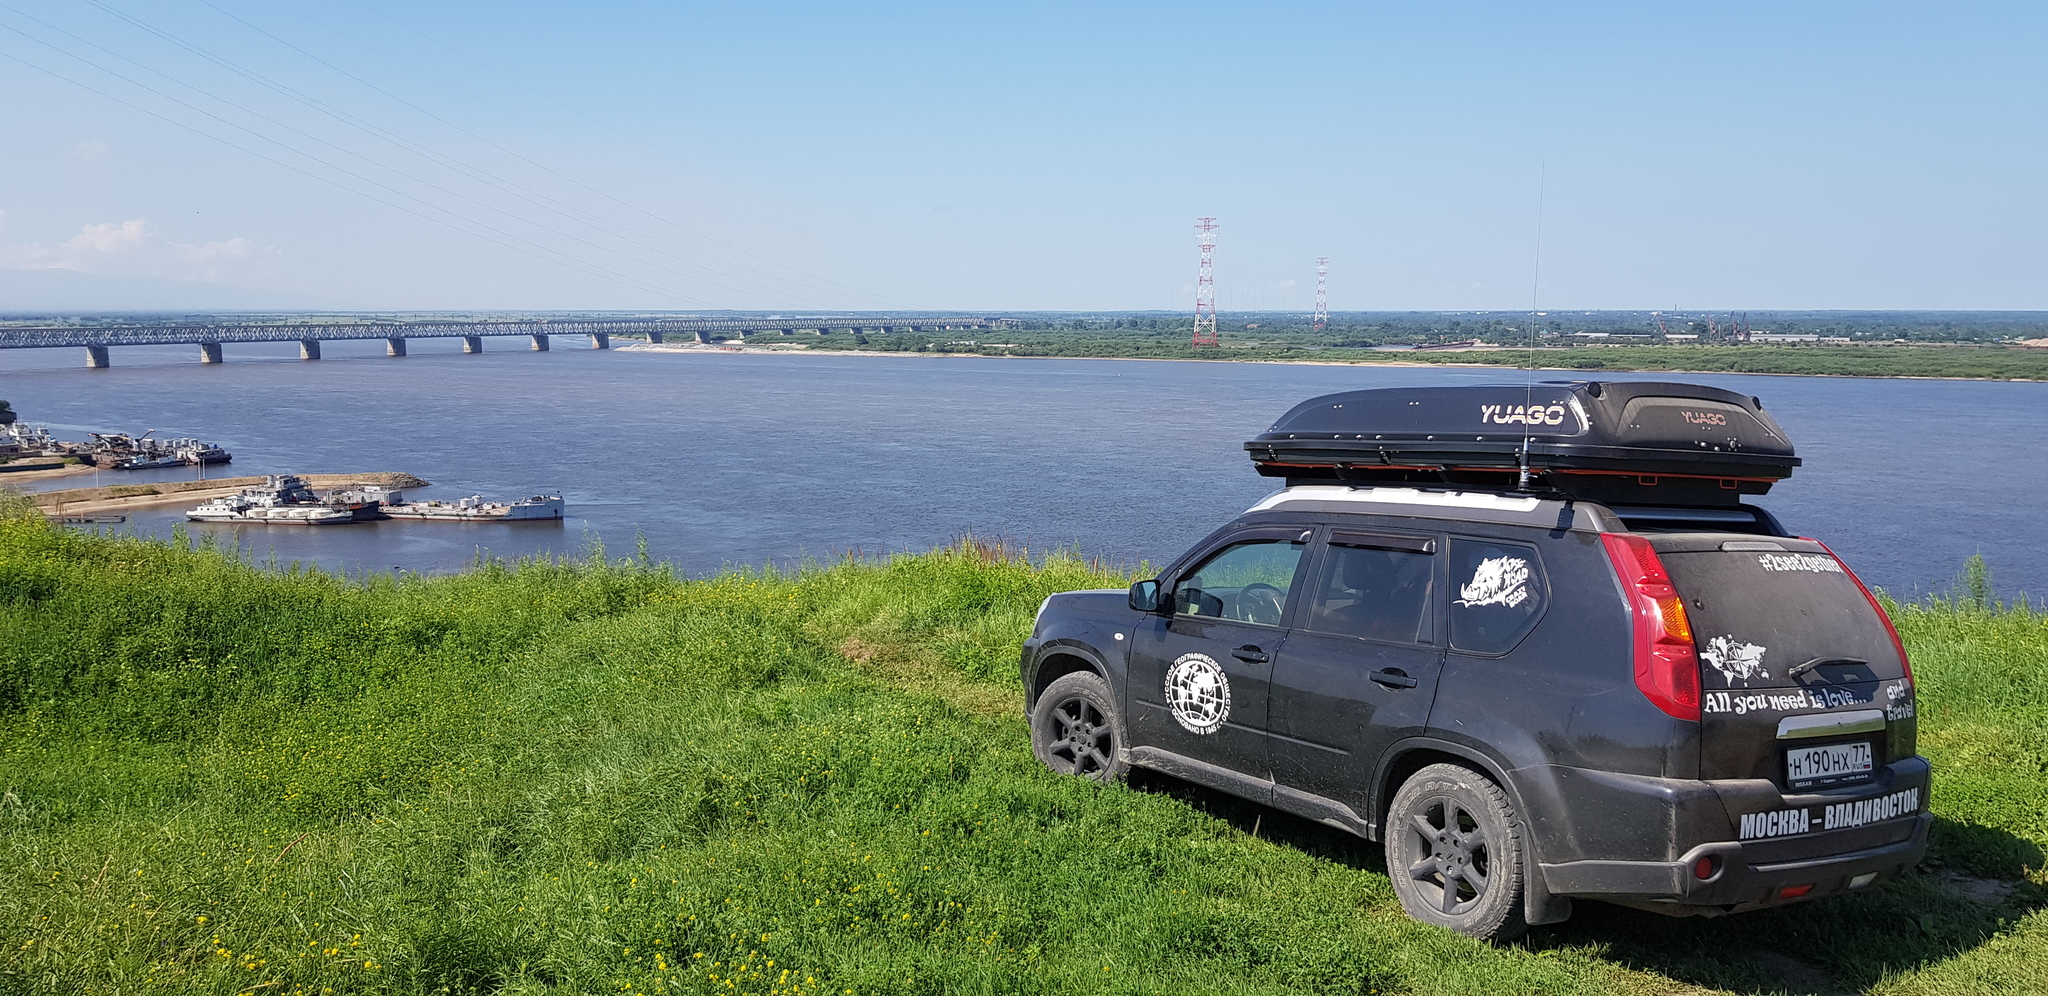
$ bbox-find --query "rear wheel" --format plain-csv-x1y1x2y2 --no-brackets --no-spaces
1385,763,1528,942
1030,672,1128,783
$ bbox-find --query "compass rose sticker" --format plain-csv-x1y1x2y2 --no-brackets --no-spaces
1165,652,1231,735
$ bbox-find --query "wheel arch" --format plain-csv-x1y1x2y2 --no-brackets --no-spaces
1373,736,1573,927
1371,737,1525,842
1026,646,1108,711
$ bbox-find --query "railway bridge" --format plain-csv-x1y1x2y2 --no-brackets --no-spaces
0,316,999,367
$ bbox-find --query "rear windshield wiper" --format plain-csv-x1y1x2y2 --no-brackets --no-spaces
1787,656,1869,679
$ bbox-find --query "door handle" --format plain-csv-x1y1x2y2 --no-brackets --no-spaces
1231,646,1269,664
1369,668,1419,689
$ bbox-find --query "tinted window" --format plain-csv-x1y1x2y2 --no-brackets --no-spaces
1175,540,1304,627
1306,542,1436,644
1659,549,1904,688
1449,538,1546,654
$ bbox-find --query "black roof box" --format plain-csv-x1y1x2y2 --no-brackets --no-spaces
1244,381,1799,507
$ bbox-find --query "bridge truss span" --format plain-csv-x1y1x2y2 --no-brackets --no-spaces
0,316,997,366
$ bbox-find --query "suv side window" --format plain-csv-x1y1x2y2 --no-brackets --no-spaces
1304,532,1437,644
1175,539,1304,627
1449,537,1547,654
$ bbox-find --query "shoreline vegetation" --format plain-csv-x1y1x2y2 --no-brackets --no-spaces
619,338,2048,383
2,507,2043,994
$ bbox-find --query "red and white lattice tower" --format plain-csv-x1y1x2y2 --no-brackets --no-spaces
1312,257,1329,330
1191,217,1220,347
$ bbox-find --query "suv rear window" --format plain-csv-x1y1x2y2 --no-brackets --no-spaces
1658,543,1903,690
1449,538,1547,654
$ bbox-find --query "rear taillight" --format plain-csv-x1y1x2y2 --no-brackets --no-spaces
1601,533,1701,721
1807,539,1913,686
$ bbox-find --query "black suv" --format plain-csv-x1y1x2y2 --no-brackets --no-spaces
1020,383,1927,941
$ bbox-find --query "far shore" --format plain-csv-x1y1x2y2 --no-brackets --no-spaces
26,472,431,517
0,460,99,484
614,340,2048,384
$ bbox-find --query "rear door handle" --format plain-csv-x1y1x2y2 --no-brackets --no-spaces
1231,646,1269,664
1369,668,1419,689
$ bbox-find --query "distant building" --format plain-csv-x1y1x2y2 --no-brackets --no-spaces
1663,333,1700,341
1751,333,1820,343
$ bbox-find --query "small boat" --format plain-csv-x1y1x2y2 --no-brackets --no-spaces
378,494,566,521
115,454,184,470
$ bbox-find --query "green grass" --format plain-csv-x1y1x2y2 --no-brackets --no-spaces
790,330,2048,381
0,510,2043,995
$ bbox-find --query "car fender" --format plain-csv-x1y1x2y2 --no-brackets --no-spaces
1370,734,1574,926
1021,600,1134,711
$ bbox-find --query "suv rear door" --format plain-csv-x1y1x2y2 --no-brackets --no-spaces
1267,526,1445,827
1652,537,1916,795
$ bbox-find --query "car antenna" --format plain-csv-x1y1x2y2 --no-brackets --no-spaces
1519,163,1545,492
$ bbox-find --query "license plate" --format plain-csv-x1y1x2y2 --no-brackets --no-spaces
1786,741,1874,789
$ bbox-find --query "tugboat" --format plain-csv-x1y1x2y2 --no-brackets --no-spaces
168,438,232,466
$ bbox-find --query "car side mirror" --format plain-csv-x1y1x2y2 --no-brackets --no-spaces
1129,579,1166,613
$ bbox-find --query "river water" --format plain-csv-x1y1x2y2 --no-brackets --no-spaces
3,338,2041,600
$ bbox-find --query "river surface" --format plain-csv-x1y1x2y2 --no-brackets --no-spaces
3,339,2041,600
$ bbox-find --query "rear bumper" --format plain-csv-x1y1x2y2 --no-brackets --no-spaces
1539,808,1931,915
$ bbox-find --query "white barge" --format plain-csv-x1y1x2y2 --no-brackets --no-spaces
377,493,565,521
187,476,356,525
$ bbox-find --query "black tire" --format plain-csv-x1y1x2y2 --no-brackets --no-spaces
1384,763,1528,942
1030,671,1129,783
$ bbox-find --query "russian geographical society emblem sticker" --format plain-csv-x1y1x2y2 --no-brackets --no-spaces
1165,652,1231,735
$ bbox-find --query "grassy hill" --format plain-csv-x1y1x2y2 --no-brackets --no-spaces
0,508,2042,995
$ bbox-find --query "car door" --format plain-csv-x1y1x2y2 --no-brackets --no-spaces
1126,528,1310,781
1267,527,1446,825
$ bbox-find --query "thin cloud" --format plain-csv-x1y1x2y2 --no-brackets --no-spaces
1,218,261,283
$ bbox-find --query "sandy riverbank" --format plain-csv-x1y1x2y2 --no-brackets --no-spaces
27,472,431,517
0,461,99,484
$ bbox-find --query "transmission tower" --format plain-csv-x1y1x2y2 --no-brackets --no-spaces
1191,218,1220,348
1312,257,1329,330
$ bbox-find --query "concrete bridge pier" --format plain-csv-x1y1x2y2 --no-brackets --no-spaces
199,342,224,364
646,331,664,344
590,332,610,349
463,336,484,353
299,340,322,360
694,330,712,344
85,345,110,368
386,337,407,357
531,334,550,351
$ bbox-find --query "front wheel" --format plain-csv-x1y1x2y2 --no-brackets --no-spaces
1030,672,1129,783
1385,763,1528,942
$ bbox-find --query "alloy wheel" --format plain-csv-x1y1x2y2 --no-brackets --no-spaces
1404,795,1492,916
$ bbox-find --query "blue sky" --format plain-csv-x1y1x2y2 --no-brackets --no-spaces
1,1,2042,311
